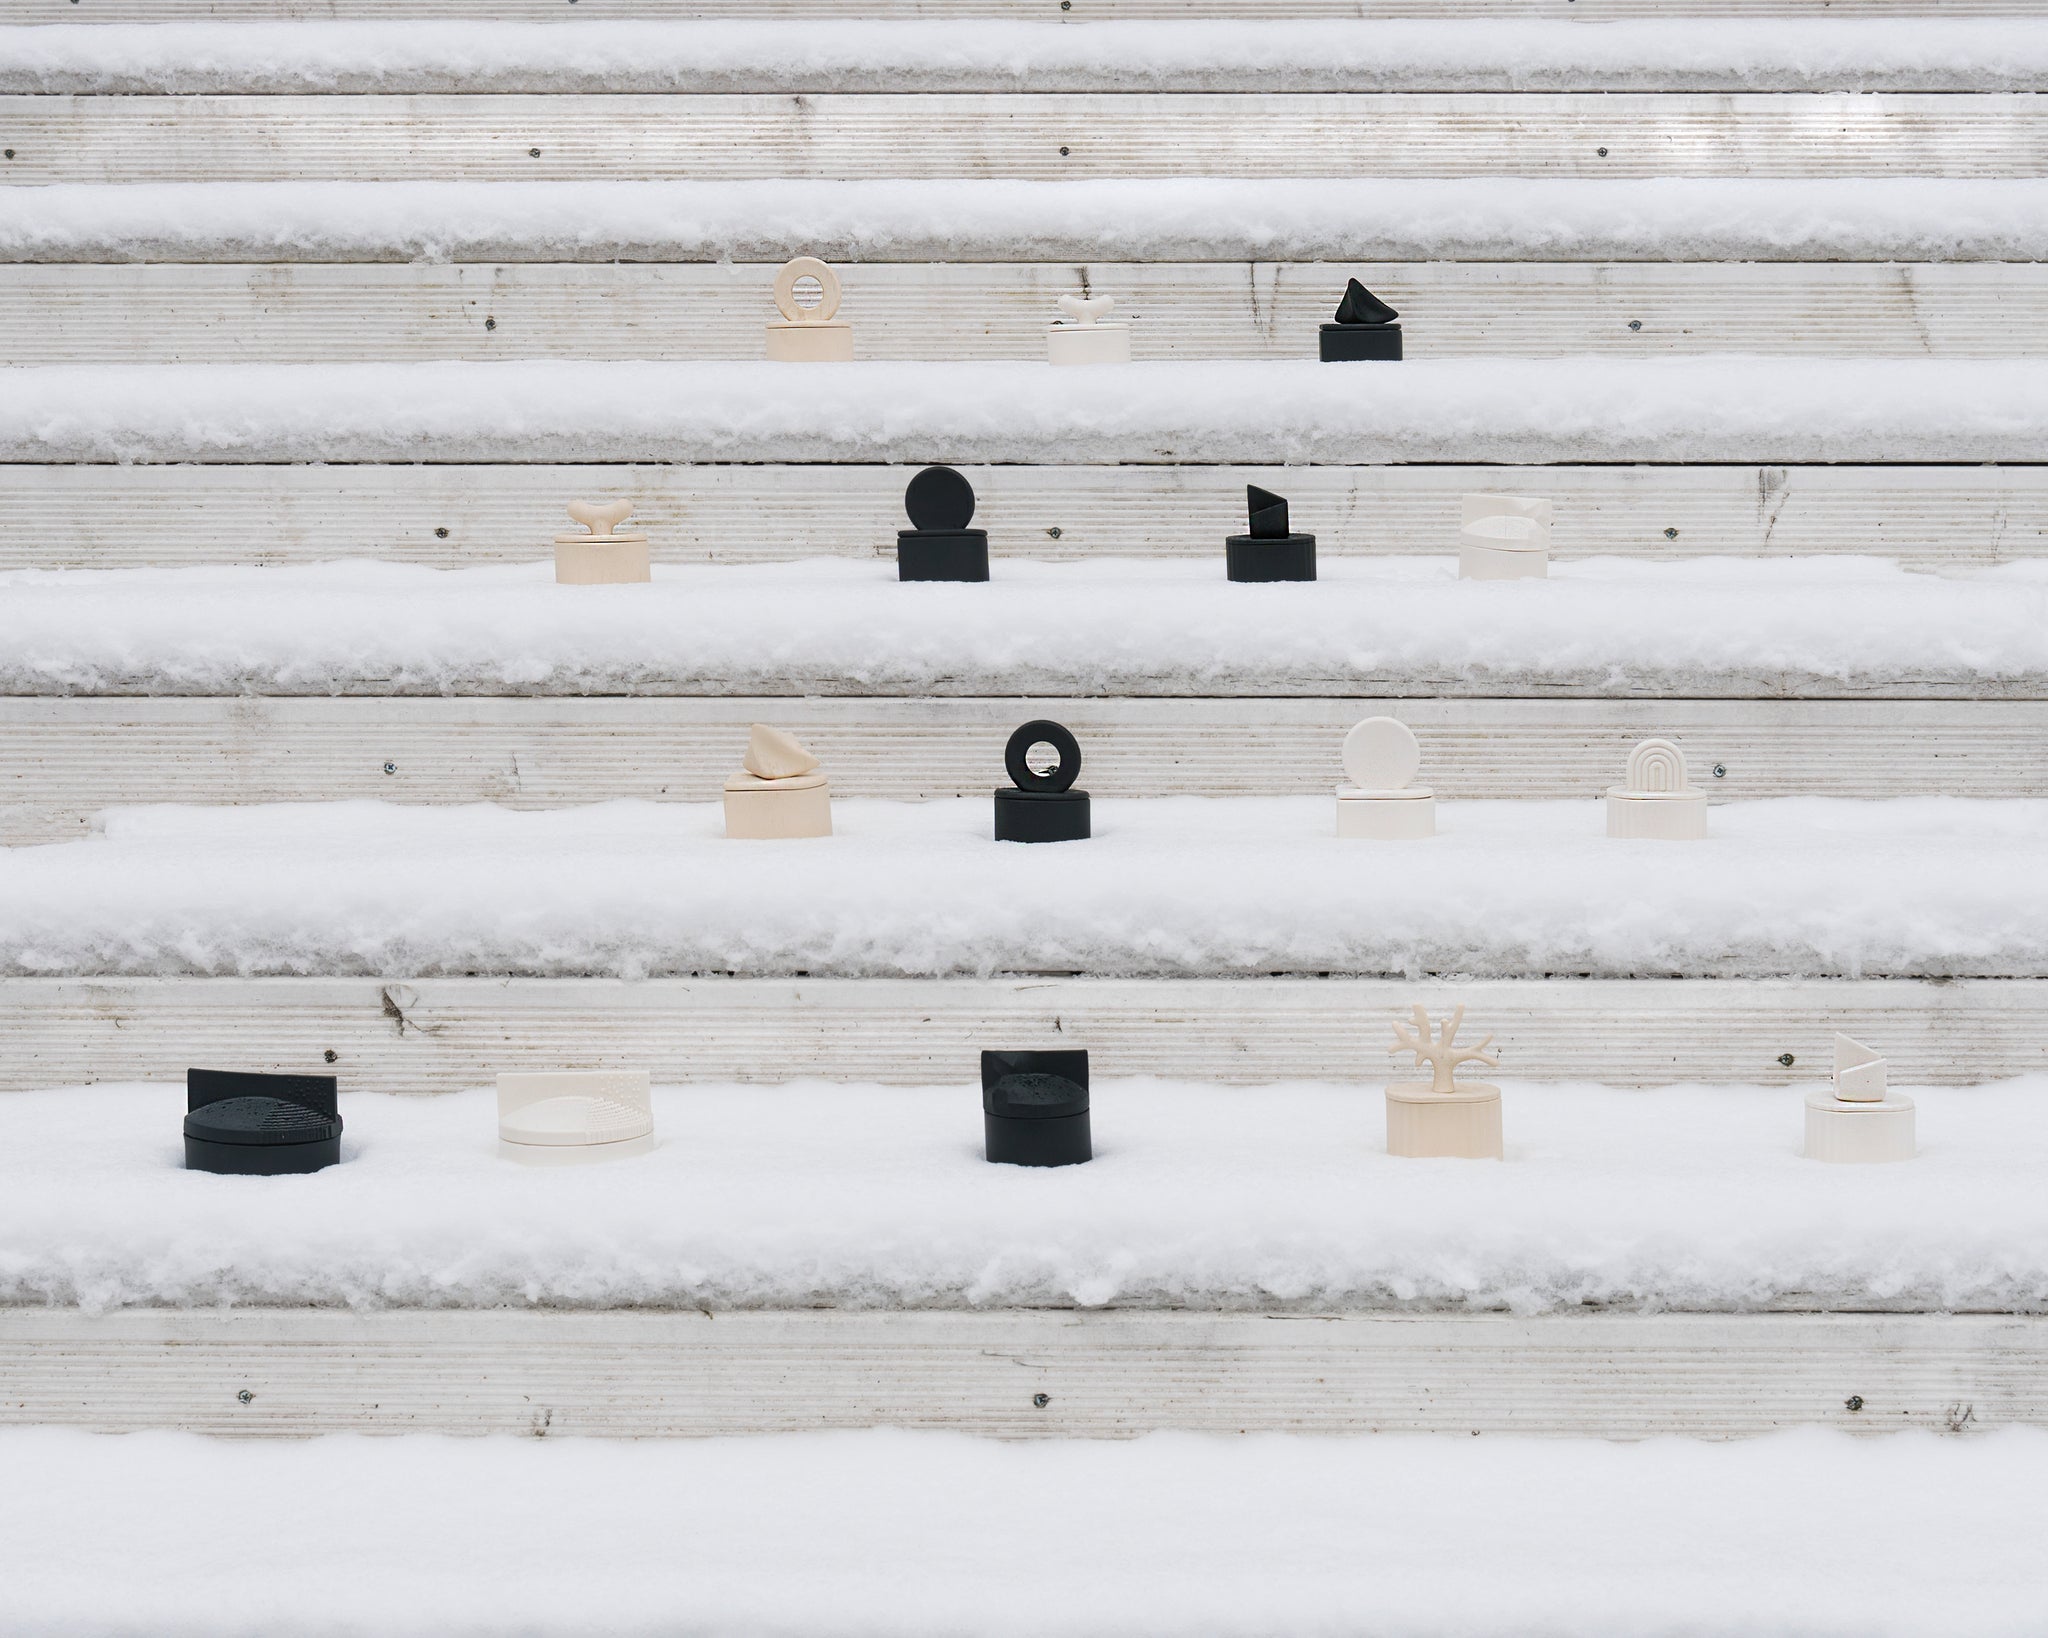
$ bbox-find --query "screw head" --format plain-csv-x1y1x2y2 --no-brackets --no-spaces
1778,1053,1796,1067
1046,526,1063,539
1058,146,1070,157
2,150,13,160
324,1049,339,1063
1032,1393,1050,1408
434,526,449,539
1596,147,1609,157
1845,1395,1864,1412
237,1389,255,1404
1061,2,1072,9
1664,527,1679,539
382,762,397,775
1712,763,1726,779
528,147,542,158
1628,319,1642,332
484,316,497,331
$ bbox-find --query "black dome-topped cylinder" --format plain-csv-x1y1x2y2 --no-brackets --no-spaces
184,1068,343,1175
1320,277,1403,362
994,719,1091,842
896,464,990,582
1225,485,1317,582
982,1049,1092,1167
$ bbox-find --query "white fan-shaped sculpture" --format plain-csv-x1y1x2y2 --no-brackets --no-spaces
498,1071,655,1165
1803,1034,1915,1163
1048,291,1130,366
724,724,832,838
765,257,854,362
553,499,650,586
1335,717,1434,839
1606,737,1708,839
1459,493,1551,580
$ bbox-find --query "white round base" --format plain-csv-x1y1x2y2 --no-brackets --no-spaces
1803,1092,1916,1164
1335,788,1436,839
1047,324,1131,365
1459,542,1549,580
499,1131,659,1166
1607,789,1709,839
765,323,854,362
553,538,651,585
1385,1083,1503,1159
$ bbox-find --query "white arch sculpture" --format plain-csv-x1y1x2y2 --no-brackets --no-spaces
1606,737,1709,839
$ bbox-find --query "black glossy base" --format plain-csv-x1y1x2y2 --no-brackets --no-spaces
985,1110,1092,1167
1226,534,1317,582
994,787,1091,843
898,529,990,582
1319,324,1403,361
184,1135,340,1175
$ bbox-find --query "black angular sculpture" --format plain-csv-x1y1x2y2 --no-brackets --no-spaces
982,1049,1091,1167
896,465,990,582
184,1068,343,1176
1225,485,1317,582
1320,278,1403,362
994,719,1090,843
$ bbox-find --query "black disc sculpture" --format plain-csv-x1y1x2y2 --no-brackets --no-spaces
896,464,990,582
1319,278,1402,361
184,1068,343,1175
1225,485,1317,582
994,719,1091,842
981,1049,1092,1167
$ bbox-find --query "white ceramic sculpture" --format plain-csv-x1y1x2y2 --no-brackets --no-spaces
1803,1034,1915,1163
1335,716,1435,839
1385,1004,1503,1159
1047,292,1131,366
765,256,855,362
724,724,832,838
498,1070,656,1164
553,498,650,585
1459,493,1551,580
1606,738,1709,839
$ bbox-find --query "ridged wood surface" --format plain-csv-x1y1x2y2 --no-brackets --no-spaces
23,1,2043,19
7,93,2045,183
0,1310,2036,1438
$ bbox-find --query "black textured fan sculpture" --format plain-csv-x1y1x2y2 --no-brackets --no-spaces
1321,277,1404,362
184,1068,343,1175
994,718,1091,843
896,464,990,582
981,1049,1091,1167
1225,484,1317,582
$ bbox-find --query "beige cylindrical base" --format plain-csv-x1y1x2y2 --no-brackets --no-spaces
1335,789,1436,839
553,537,651,585
1459,542,1549,580
499,1131,659,1166
1047,324,1131,365
723,779,833,839
765,323,854,362
1803,1091,1916,1164
1606,790,1709,839
1385,1082,1503,1159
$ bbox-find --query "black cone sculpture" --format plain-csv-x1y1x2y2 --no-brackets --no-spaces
1225,485,1317,582
896,464,990,582
982,1049,1091,1167
1320,278,1403,361
184,1069,343,1175
994,719,1091,842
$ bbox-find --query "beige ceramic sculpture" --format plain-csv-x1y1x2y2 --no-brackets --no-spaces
1802,1034,1915,1163
553,499,650,585
723,724,832,838
1606,738,1709,839
765,256,855,362
1335,716,1435,839
1459,493,1550,580
498,1070,656,1164
1385,1003,1503,1159
1047,292,1131,365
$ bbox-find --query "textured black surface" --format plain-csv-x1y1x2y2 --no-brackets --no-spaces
1226,535,1318,582
896,528,989,582
1319,323,1403,362
904,465,977,532
1333,278,1399,326
1246,485,1290,539
994,788,1092,843
184,1095,343,1147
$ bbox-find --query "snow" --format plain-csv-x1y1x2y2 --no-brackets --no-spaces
3,556,2043,697
7,359,2047,465
6,1078,2048,1314
4,797,2043,981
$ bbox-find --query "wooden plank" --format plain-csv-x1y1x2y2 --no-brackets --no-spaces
0,1309,2038,1438
1,974,2042,1090
7,93,2044,184
6,462,2043,569
7,261,2046,364
26,1,2045,20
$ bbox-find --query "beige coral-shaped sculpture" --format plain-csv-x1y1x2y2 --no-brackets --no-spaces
1388,1003,1499,1096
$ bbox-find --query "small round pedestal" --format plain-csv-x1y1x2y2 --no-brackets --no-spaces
1336,787,1435,839
1225,534,1317,582
1606,789,1709,839
554,536,651,585
1460,542,1548,580
995,787,1091,843
724,775,832,839
898,529,990,582
1385,1082,1503,1159
1048,324,1130,366
1803,1091,1916,1164
985,1109,1092,1167
765,323,854,362
1320,324,1403,361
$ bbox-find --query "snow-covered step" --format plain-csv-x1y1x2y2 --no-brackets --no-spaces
8,462,2041,571
9,92,2046,184
12,261,2048,365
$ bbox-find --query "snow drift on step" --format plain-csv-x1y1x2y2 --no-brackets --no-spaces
4,798,2043,980
6,359,2046,464
6,1080,2048,1313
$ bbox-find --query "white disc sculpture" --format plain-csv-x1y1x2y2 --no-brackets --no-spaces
1803,1034,1915,1163
765,256,855,362
1459,493,1550,580
1386,1005,1503,1159
1047,293,1131,365
553,498,650,585
498,1071,656,1164
1335,716,1435,839
724,724,833,838
1606,738,1709,839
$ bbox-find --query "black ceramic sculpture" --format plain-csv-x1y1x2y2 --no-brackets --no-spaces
1320,278,1403,362
184,1068,343,1175
981,1049,1091,1167
994,719,1091,842
1225,485,1317,582
896,465,990,582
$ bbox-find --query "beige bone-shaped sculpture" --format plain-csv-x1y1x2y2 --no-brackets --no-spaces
564,499,636,539
1388,1004,1500,1096
1056,294,1117,326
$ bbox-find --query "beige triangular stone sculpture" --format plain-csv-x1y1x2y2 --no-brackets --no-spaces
1459,493,1551,580
1048,291,1131,365
724,724,832,838
1606,738,1709,839
553,498,650,585
1802,1033,1915,1163
1384,1003,1503,1159
765,257,855,361
1335,716,1435,839
498,1070,656,1165
744,723,821,780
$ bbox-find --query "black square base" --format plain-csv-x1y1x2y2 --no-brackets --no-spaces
1226,534,1317,582
185,1135,340,1175
898,529,990,582
985,1110,1092,1167
994,787,1091,843
1319,324,1403,362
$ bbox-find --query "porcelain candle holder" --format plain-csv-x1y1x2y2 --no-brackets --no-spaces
1803,1034,1915,1163
982,1049,1091,1166
1047,293,1130,365
764,256,855,362
498,1071,656,1164
1336,717,1435,839
1225,485,1316,582
724,724,832,838
1384,1005,1502,1159
1607,738,1710,839
896,465,990,582
184,1068,343,1176
1320,277,1403,361
995,719,1090,842
553,498,650,585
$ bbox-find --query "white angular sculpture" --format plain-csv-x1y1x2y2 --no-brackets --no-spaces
498,1070,655,1165
1606,738,1709,839
765,256,854,362
1803,1034,1915,1163
1385,1004,1503,1159
1459,493,1551,580
723,724,832,838
1335,716,1435,839
1047,292,1130,366
553,498,650,585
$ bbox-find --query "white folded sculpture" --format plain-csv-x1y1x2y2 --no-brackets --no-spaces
1047,292,1130,365
1385,1003,1503,1159
1335,716,1434,839
1803,1034,1915,1164
1459,493,1551,580
553,498,650,586
724,724,832,838
765,256,854,362
498,1070,655,1164
1606,738,1709,839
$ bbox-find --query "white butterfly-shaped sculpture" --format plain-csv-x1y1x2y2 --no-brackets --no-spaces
1056,293,1116,327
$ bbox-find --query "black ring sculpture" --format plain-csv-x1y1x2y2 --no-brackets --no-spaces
994,719,1091,842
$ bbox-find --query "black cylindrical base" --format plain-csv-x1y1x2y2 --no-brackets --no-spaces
184,1135,340,1175
1319,324,1403,361
898,529,990,582
1226,534,1317,582
994,787,1091,842
985,1110,1092,1167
